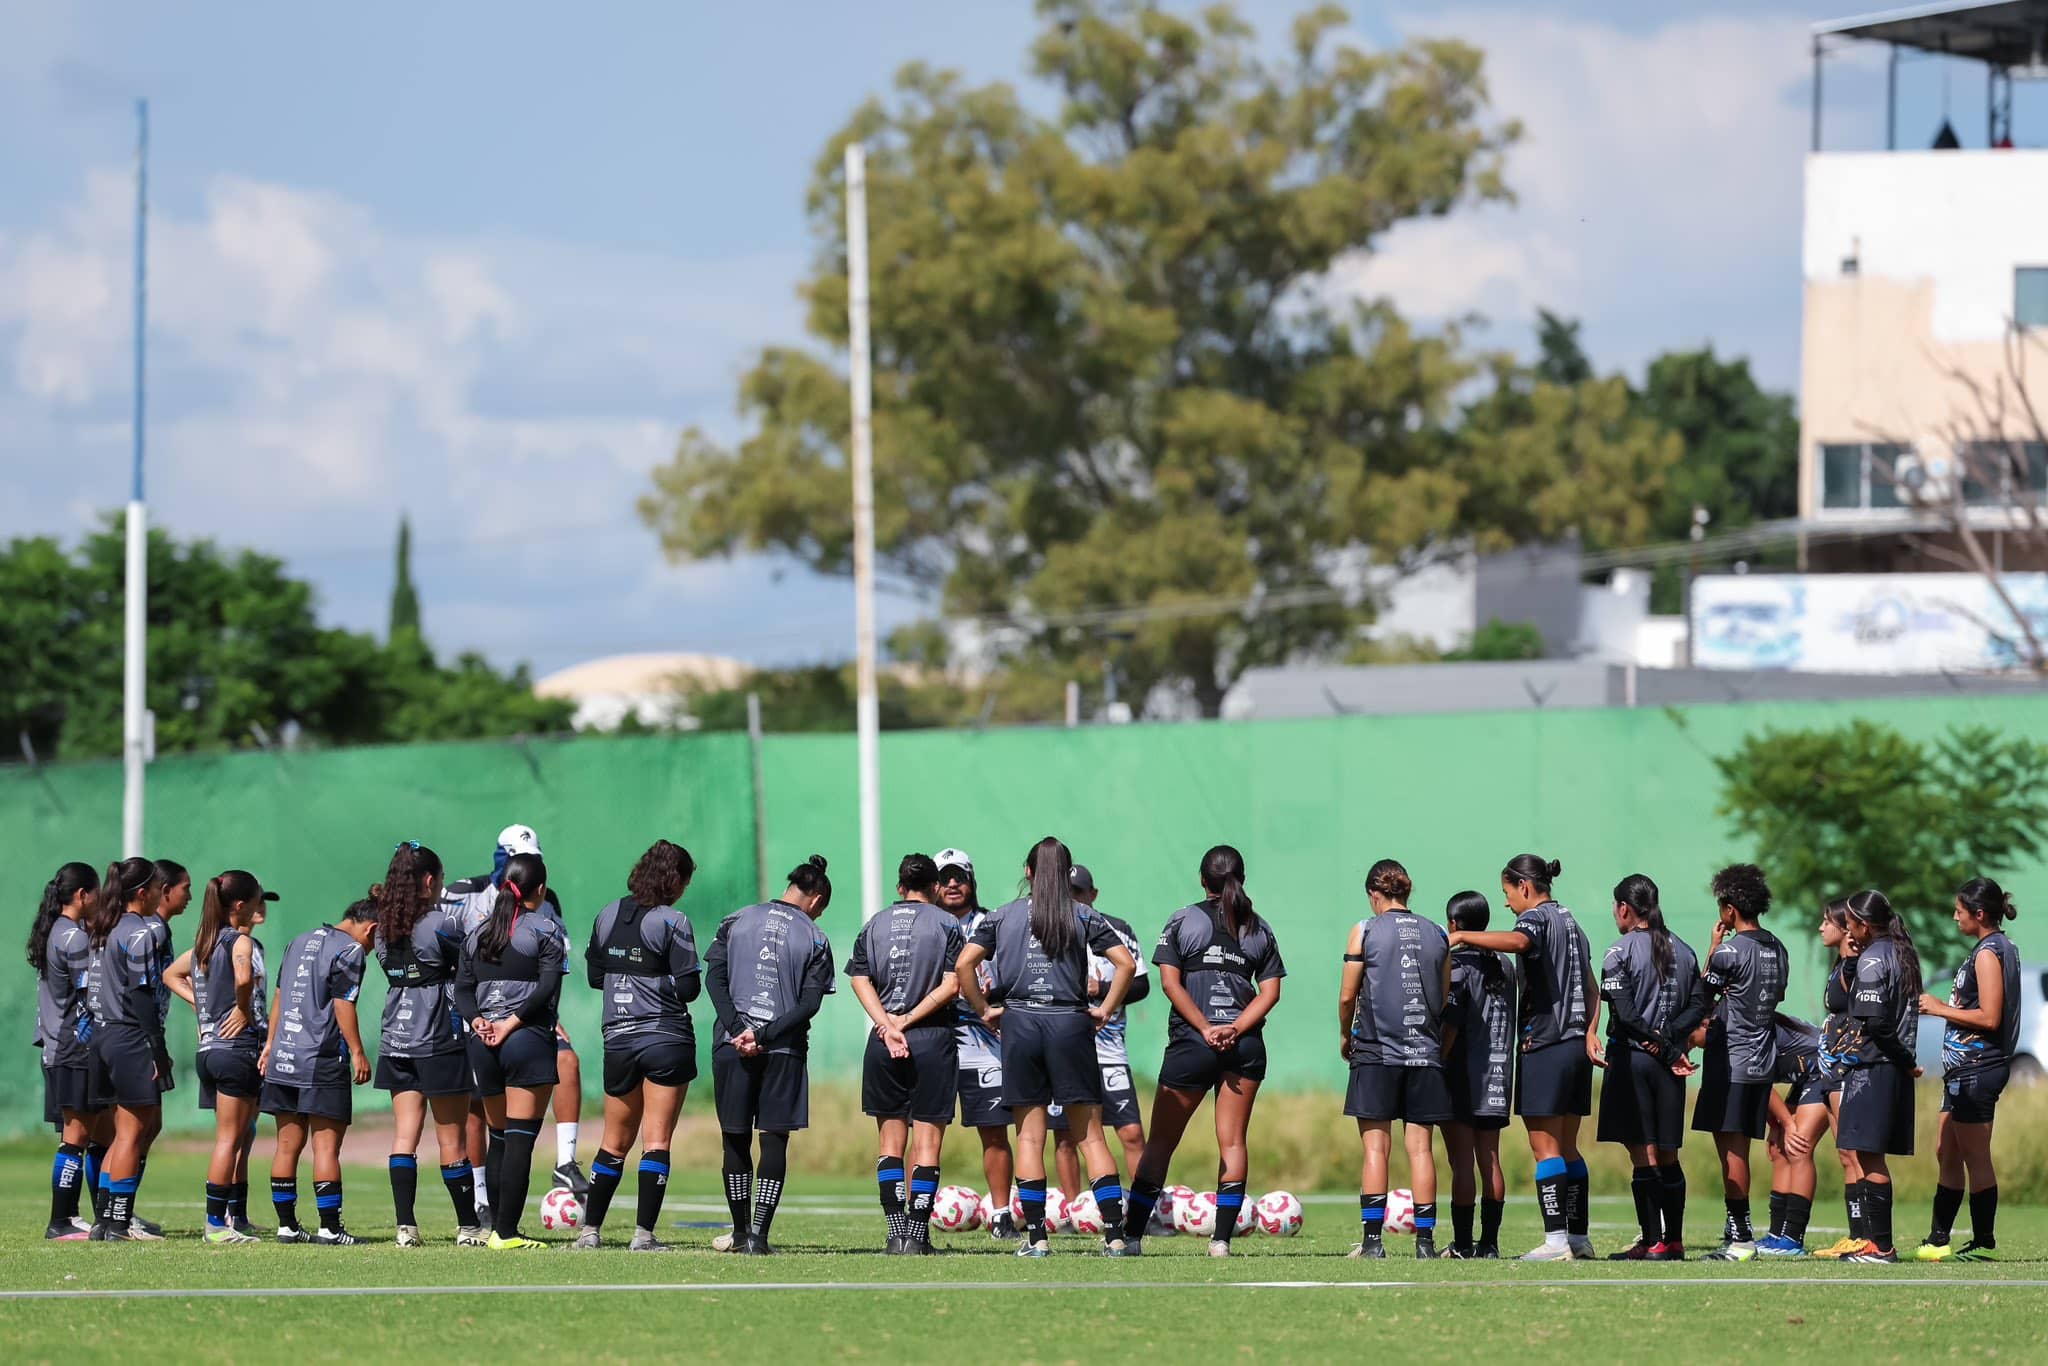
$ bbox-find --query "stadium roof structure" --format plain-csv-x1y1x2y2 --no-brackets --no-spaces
1811,0,2048,148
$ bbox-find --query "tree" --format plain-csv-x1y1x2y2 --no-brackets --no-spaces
1446,618,1544,661
389,515,422,640
1715,718,2048,948
641,2,1686,716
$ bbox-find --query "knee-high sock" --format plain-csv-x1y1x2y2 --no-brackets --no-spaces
1534,1157,1567,1236
1928,1183,1964,1245
1563,1158,1590,1237
483,1127,506,1219
205,1181,231,1226
51,1143,85,1225
908,1164,941,1241
1088,1172,1123,1242
1969,1185,1999,1248
636,1150,671,1233
1658,1164,1686,1245
1768,1190,1788,1239
388,1155,417,1225
1451,1201,1475,1249
315,1179,344,1234
86,1143,108,1220
1122,1178,1162,1240
1214,1180,1247,1244
1017,1177,1048,1243
1630,1166,1659,1245
271,1176,300,1232
1784,1193,1814,1244
1864,1180,1895,1253
441,1162,477,1227
1480,1195,1505,1245
229,1179,250,1225
721,1131,753,1237
1846,1179,1867,1242
585,1149,626,1230
877,1155,907,1239
750,1133,788,1240
1360,1191,1387,1242
493,1120,541,1240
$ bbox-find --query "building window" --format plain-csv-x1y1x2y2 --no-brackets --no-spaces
1868,443,1908,508
2018,268,2048,328
1961,441,2048,504
1816,442,1915,511
1821,443,1864,508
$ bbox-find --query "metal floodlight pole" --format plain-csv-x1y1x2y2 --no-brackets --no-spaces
122,98,150,858
844,142,883,923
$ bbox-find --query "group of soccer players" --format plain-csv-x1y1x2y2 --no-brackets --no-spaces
26,831,2024,1263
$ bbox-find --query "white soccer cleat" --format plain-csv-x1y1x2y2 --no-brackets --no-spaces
1207,1239,1231,1258
395,1224,423,1248
1519,1240,1573,1261
712,1232,739,1252
456,1225,489,1247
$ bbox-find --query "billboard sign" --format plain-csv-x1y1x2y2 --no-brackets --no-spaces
1690,573,2048,673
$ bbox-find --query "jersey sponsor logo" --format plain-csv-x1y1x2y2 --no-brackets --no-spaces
1854,988,1883,1005
977,1065,1001,1088
1102,1065,1131,1091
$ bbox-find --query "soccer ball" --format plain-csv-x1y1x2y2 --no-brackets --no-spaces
1154,1183,1194,1235
1384,1188,1416,1235
933,1185,982,1233
1067,1191,1103,1236
978,1192,1004,1230
539,1187,583,1231
1174,1190,1219,1237
1233,1197,1257,1236
1010,1187,1072,1232
1255,1190,1304,1237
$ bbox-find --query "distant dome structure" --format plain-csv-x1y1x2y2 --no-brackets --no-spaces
534,652,749,731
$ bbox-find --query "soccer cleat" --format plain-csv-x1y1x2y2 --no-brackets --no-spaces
276,1225,311,1244
1520,1240,1573,1262
395,1224,423,1248
570,1228,602,1251
1951,1242,2000,1262
45,1221,91,1242
912,1236,936,1255
712,1232,740,1252
1845,1246,1899,1263
231,1217,266,1238
1207,1239,1231,1258
1701,1240,1757,1262
990,1211,1019,1241
740,1233,776,1256
628,1229,675,1253
552,1160,591,1196
1440,1243,1474,1259
1812,1236,1864,1260
1347,1238,1387,1259
1914,1240,1955,1262
884,1235,912,1255
1473,1241,1500,1259
132,1214,165,1238
1645,1241,1686,1261
1567,1235,1599,1260
1757,1235,1806,1258
313,1226,361,1246
87,1222,106,1241
202,1223,258,1246
1015,1238,1050,1258
486,1232,546,1251
1607,1239,1653,1261
455,1225,490,1247
1103,1237,1135,1257
1415,1232,1437,1260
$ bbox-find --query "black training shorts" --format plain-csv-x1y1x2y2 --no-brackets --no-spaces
196,1050,264,1109
1837,1064,1916,1156
1940,1064,2007,1125
713,1044,810,1133
260,1079,352,1123
603,1035,698,1097
1344,1061,1452,1124
43,1063,97,1128
1515,1038,1594,1119
1157,1030,1269,1094
1692,1045,1771,1140
469,1025,560,1097
1597,1045,1686,1150
89,1025,162,1110
374,1051,473,1098
861,1028,958,1124
1001,1009,1105,1109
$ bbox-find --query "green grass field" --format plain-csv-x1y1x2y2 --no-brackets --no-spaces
4,1144,2048,1363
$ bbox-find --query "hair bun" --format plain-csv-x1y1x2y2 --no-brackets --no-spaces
1546,859,1563,880
807,854,828,872
2005,896,2019,922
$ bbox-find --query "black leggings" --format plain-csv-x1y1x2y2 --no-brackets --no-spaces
722,1129,788,1182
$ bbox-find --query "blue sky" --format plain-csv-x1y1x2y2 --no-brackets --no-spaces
2,1,2040,677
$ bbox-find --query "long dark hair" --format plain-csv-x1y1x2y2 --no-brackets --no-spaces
373,842,444,949
1613,872,1674,985
194,870,262,971
1025,837,1077,957
90,856,160,948
628,840,696,908
1446,890,1491,932
785,855,832,911
154,858,189,895
1845,888,1921,998
481,852,547,964
27,863,98,970
1202,844,1257,938
1958,877,2018,926
1502,853,1560,896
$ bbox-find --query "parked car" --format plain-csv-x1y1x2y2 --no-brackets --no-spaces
1914,958,2046,1085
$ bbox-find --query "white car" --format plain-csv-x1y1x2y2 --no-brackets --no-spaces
1914,958,2045,1085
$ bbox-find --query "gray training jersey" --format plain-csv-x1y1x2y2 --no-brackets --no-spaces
972,896,1124,1013
845,901,964,1031
1512,900,1593,1051
150,918,174,1032
1703,927,1790,1083
86,911,161,1034
1942,930,2021,1077
1087,912,1148,1064
1599,929,1700,1053
374,906,466,1059
1349,910,1449,1067
1152,900,1286,1036
194,928,268,1058
587,897,701,1044
458,912,568,1031
709,901,835,1053
1445,948,1516,1119
265,925,366,1086
37,918,95,1068
1849,936,1919,1068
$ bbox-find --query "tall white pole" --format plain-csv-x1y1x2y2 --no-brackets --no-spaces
845,142,883,923
122,98,149,858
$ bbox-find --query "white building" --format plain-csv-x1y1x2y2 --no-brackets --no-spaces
534,652,750,731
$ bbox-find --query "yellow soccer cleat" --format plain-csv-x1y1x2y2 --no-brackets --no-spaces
1914,1241,1955,1262
486,1232,547,1251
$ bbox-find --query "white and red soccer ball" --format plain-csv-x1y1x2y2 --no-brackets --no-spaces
1384,1188,1416,1235
1173,1189,1219,1237
933,1185,982,1233
539,1187,584,1230
1255,1190,1304,1237
1066,1190,1104,1235
1011,1186,1072,1233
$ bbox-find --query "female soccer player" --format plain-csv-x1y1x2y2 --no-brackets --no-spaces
706,856,836,1255
1836,889,1922,1264
1115,845,1272,1259
1440,890,1513,1258
1914,877,2020,1261
575,839,702,1253
31,862,101,1240
1339,859,1449,1259
369,842,481,1247
1759,1011,1827,1255
1691,864,1789,1262
456,851,566,1250
848,853,964,1254
1810,898,1872,1260
934,848,1019,1240
1592,874,1699,1261
83,856,167,1240
261,897,375,1244
164,870,274,1244
1450,854,1596,1260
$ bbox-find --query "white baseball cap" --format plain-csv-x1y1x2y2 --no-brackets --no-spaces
934,848,974,877
496,824,543,856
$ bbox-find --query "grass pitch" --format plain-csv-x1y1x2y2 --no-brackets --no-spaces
2,1144,2045,1363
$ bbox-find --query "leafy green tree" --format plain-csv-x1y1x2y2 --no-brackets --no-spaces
389,516,422,640
1716,719,2048,948
1446,618,1544,661
644,2,1684,715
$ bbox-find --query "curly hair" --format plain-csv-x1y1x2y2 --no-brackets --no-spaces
1711,863,1773,922
373,843,444,949
627,839,696,907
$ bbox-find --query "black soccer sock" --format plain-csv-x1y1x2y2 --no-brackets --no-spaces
1929,1182,1964,1245
1724,1198,1753,1244
205,1181,231,1227
441,1162,477,1227
1360,1191,1387,1243
484,1127,507,1222
636,1150,671,1233
1846,1179,1867,1242
315,1179,344,1234
494,1120,540,1239
1865,1180,1895,1252
1414,1201,1438,1242
721,1132,754,1236
750,1132,789,1240
1480,1196,1505,1246
909,1165,942,1241
388,1155,418,1226
1534,1158,1567,1235
1123,1178,1162,1240
586,1149,626,1231
87,1143,109,1220
1785,1193,1813,1243
1089,1172,1123,1241
1018,1177,1048,1242
1658,1165,1686,1246
271,1176,300,1232
52,1143,85,1225
1451,1201,1475,1249
1214,1181,1248,1244
1768,1190,1788,1239
1630,1166,1660,1245
877,1155,907,1239
103,1175,138,1233
1969,1185,1998,1248
1564,1159,1589,1237
229,1180,250,1225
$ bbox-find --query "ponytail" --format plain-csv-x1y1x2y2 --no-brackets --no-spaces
481,852,546,964
1613,873,1673,985
1503,853,1560,896
1846,889,1921,999
1024,837,1077,958
195,869,263,970
27,862,99,970
1958,877,2018,926
373,842,444,949
1202,844,1256,938
89,856,158,948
